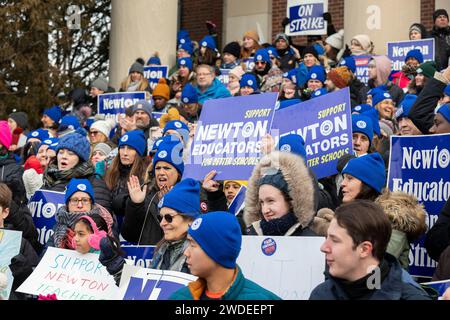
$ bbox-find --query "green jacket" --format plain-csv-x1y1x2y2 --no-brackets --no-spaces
169,265,281,300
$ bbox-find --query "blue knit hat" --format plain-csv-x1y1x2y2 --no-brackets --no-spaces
38,137,58,151
307,65,326,83
266,46,280,59
311,88,328,98
147,55,161,66
43,105,63,123
188,211,242,269
130,100,152,117
405,49,424,64
181,83,198,104
396,94,418,120
178,57,193,71
436,103,450,122
338,56,356,74
65,178,95,205
118,130,146,157
178,41,194,55
444,84,450,97
27,129,50,142
277,133,306,159
153,139,184,176
258,169,290,196
342,153,386,193
158,178,201,217
177,29,190,45
313,43,325,56
278,98,302,110
56,132,90,162
352,114,374,146
352,104,372,114
200,35,216,51
361,108,382,137
150,135,180,154
372,91,392,107
48,138,60,151
58,115,81,132
254,48,271,65
283,68,298,84
163,120,189,143
240,73,258,91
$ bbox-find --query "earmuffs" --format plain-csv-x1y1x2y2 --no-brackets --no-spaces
71,215,107,250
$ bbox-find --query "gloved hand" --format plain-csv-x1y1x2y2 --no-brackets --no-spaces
99,237,125,278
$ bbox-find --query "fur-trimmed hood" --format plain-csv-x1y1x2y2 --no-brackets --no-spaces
243,151,316,228
375,190,427,240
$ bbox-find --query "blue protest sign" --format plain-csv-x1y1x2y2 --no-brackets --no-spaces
144,66,168,90
0,229,22,299
388,134,450,278
152,112,164,122
97,92,147,122
421,279,450,298
353,55,372,84
28,190,65,246
183,93,278,181
272,88,352,179
218,69,230,85
228,185,247,215
387,39,435,71
242,57,255,72
120,245,155,269
287,0,328,36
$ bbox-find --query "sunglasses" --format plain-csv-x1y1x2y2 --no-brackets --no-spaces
89,131,99,136
255,61,266,65
158,213,179,223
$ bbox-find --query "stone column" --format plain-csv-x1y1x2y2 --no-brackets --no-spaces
109,0,178,90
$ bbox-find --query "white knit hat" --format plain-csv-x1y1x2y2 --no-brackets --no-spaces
325,29,344,50
90,119,115,138
229,65,245,81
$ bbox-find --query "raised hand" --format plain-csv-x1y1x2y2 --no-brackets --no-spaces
127,175,147,204
202,170,220,192
261,133,275,155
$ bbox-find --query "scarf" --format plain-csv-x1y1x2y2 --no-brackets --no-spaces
151,238,189,272
128,81,140,92
260,212,298,236
43,162,95,188
332,259,390,300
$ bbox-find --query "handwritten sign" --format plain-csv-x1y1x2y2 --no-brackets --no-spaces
0,229,22,299
17,247,118,300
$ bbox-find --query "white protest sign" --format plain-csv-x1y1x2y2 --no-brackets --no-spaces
286,0,328,36
0,229,22,299
17,247,118,300
117,264,197,300
237,236,325,300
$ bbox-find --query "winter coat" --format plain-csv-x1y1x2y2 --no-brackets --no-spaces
425,197,450,261
349,77,370,108
2,226,39,300
408,76,447,135
243,151,317,236
196,78,231,104
433,244,450,281
170,266,281,300
309,254,432,300
0,153,27,206
430,26,450,70
375,191,428,270
277,48,297,72
121,188,163,245
110,165,133,217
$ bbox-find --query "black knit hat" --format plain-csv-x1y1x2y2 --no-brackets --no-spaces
302,46,319,61
258,169,290,196
223,41,241,59
433,9,449,22
8,111,28,130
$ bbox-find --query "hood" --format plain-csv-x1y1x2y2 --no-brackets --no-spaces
375,190,427,240
243,151,316,228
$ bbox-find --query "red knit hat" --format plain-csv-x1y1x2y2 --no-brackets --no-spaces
24,155,44,174
327,66,353,89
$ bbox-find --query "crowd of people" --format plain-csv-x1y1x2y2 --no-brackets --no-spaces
1,9,450,301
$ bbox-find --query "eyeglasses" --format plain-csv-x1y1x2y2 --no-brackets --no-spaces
197,73,211,77
89,131,99,136
69,198,91,206
158,213,179,223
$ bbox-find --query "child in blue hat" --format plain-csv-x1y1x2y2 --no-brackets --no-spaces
170,211,281,300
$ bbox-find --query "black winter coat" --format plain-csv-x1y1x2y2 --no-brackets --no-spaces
424,197,450,261
430,26,450,70
0,153,27,206
349,78,369,108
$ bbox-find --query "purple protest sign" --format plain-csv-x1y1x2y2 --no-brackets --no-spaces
97,91,147,122
353,55,372,84
183,93,278,181
272,88,352,179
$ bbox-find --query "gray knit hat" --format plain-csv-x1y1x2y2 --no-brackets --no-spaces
129,62,144,75
91,77,108,92
93,142,112,157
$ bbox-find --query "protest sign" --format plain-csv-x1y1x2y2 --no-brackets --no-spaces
286,0,328,36
354,55,372,84
17,247,118,300
184,93,278,181
237,236,325,300
97,91,147,122
387,39,434,71
0,229,22,299
388,133,450,278
242,57,255,72
143,66,168,90
218,69,230,85
117,264,197,300
421,279,450,299
120,245,155,269
272,88,352,179
28,190,65,246
228,185,247,215
152,112,164,122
